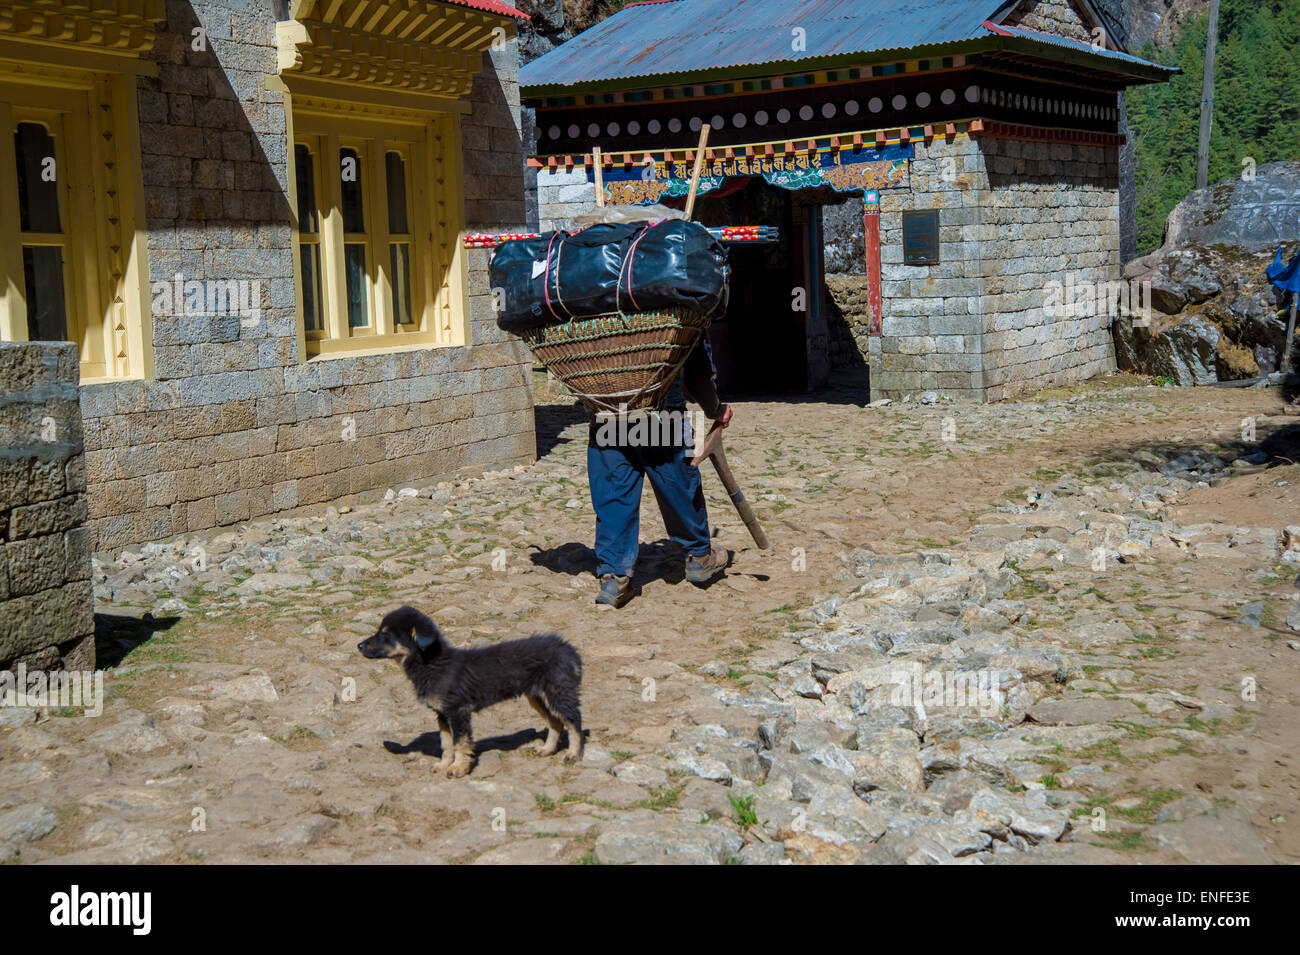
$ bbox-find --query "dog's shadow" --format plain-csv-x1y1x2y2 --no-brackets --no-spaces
384,727,582,759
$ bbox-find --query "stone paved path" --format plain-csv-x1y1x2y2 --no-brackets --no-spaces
2,376,1298,864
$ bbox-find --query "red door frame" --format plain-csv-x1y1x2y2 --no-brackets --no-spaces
864,190,882,336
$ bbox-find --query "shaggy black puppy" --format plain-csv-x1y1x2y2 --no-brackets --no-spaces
358,606,584,777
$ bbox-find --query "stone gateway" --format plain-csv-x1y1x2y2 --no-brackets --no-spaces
522,0,1174,402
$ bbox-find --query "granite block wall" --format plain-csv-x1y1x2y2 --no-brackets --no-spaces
873,136,989,401
979,137,1120,402
76,0,535,552
536,166,598,232
837,135,1119,403
0,343,95,670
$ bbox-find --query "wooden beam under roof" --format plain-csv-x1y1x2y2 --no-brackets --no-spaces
279,0,511,103
0,0,168,55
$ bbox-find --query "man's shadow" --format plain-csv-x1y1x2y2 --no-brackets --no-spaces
1260,421,1300,463
529,539,704,588
95,613,183,668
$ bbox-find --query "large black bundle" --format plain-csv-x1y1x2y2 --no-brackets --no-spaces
489,231,567,334
622,220,729,318
491,220,727,333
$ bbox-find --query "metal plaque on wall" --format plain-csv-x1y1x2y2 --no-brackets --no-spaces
902,209,940,265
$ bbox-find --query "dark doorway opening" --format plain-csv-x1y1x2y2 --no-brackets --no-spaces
678,178,809,396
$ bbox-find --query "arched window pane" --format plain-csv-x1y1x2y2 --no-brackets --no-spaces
15,122,61,234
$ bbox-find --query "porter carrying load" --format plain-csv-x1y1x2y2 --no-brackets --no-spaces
490,217,729,414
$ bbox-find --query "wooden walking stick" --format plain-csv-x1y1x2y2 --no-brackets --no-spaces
692,421,770,549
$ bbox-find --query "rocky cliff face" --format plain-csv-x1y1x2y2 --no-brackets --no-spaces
515,0,568,63
1129,0,1208,50
1114,161,1299,383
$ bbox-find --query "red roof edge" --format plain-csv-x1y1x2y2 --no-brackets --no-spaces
982,19,1013,37
441,0,530,19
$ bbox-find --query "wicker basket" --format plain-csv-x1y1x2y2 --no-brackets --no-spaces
524,308,711,414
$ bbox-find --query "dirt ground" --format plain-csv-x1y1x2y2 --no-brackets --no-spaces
2,374,1297,864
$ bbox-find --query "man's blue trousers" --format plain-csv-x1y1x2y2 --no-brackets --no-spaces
587,426,712,578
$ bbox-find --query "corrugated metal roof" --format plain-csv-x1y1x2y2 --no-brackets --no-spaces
522,0,998,89
984,22,1176,70
440,0,529,19
520,0,1171,92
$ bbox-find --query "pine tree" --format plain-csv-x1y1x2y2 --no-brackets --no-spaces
1129,0,1300,254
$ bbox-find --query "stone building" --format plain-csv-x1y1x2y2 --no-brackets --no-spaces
0,0,536,553
0,342,94,672
521,0,1173,401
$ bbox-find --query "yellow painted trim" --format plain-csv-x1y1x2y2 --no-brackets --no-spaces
309,331,444,358
411,130,436,337
276,19,311,75
0,76,97,106
442,112,470,348
373,142,393,337
278,73,473,113
83,85,115,377
0,0,167,56
59,101,100,374
0,101,25,343
294,110,429,139
272,2,513,358
320,130,349,344
114,71,154,381
343,136,379,335
286,96,310,366
0,42,160,78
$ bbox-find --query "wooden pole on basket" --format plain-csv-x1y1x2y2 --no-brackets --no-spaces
685,125,710,221
680,124,765,550
592,146,605,207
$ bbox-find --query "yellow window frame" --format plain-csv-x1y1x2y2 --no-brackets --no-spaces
0,70,152,383
295,139,326,340
288,106,468,359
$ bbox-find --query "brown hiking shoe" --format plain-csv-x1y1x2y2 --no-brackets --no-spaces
685,546,730,584
595,574,632,608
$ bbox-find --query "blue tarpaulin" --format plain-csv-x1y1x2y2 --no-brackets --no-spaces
1267,246,1300,293
1270,246,1299,374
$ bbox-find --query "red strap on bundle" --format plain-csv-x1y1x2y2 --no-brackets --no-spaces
618,224,653,313
542,231,565,321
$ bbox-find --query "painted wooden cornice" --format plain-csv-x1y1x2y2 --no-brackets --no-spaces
0,0,167,57
279,0,516,101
